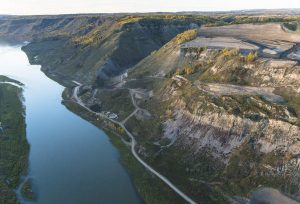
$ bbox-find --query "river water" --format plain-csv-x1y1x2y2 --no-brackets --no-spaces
0,45,142,204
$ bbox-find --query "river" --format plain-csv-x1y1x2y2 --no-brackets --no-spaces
0,44,142,204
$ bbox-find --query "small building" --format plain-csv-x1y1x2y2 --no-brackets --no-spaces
108,113,118,119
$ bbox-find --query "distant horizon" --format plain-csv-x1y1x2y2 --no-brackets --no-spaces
1,0,300,16
1,8,300,17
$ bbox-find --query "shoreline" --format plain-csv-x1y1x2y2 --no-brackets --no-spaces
62,88,187,203
5,45,183,203
26,57,196,203
0,76,30,204
70,85,196,203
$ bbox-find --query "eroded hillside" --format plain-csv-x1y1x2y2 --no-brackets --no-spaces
71,23,300,203
2,14,300,203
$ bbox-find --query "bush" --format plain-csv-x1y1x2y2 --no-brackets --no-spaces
222,48,239,58
175,29,198,44
175,68,185,75
185,66,194,75
245,52,257,63
175,65,195,76
283,22,298,31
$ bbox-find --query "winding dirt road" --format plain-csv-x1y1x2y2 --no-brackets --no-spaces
72,85,196,204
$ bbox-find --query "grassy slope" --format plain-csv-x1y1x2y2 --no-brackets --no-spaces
80,88,135,121
0,77,28,204
61,89,185,204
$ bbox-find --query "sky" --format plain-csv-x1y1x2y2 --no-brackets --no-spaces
0,0,300,15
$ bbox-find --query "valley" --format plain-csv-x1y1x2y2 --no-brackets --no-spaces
1,11,300,203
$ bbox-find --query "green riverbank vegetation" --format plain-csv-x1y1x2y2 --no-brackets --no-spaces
0,76,29,204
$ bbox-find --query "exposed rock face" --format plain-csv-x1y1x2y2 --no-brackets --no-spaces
164,104,249,158
251,59,300,87
154,77,300,201
163,96,300,161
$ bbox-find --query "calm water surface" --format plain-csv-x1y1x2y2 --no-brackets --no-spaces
0,45,142,204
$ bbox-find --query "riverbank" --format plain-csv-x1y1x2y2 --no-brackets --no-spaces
0,76,29,204
1,45,145,203
62,88,186,204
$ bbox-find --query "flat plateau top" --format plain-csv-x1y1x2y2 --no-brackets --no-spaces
198,23,300,43
181,37,259,50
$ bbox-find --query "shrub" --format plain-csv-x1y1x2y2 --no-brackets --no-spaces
175,29,198,44
175,68,185,75
222,48,239,58
245,52,257,63
185,66,194,75
174,65,198,76
283,22,298,31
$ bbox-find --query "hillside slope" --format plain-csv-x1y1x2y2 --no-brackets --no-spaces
77,24,300,203
1,15,214,85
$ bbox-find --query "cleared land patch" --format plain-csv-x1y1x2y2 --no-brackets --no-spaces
199,24,300,42
195,24,300,59
181,37,259,52
194,81,285,103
